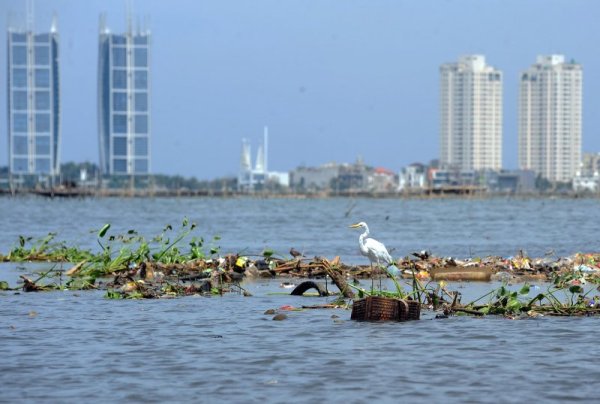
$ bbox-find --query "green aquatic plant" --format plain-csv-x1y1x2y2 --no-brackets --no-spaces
461,268,600,317
1,233,94,263
57,218,221,277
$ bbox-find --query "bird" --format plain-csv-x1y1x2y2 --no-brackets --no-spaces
349,221,394,292
289,247,304,258
411,250,430,260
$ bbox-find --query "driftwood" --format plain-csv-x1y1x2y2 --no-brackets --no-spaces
322,257,354,299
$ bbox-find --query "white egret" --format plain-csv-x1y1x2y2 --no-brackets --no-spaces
349,221,394,291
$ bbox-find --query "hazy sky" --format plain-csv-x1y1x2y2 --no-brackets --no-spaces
1,0,598,179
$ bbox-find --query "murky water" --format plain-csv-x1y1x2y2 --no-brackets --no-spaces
1,196,599,261
2,196,600,402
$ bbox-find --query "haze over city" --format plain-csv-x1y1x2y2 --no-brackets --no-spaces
1,0,598,179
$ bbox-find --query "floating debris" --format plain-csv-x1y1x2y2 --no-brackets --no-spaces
3,222,600,317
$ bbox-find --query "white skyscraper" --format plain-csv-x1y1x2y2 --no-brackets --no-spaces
519,55,582,182
440,55,503,171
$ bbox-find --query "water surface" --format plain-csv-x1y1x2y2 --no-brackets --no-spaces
1,196,600,402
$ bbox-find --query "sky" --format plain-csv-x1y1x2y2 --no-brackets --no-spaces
1,0,598,179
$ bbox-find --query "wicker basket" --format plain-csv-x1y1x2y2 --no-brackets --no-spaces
407,299,421,320
351,296,420,322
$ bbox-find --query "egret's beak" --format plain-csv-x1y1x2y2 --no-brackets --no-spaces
349,223,361,228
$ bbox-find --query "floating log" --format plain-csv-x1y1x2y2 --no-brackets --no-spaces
430,266,492,282
323,267,354,299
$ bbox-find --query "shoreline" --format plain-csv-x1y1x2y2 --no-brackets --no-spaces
0,187,599,199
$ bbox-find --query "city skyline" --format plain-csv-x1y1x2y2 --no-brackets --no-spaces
1,0,599,179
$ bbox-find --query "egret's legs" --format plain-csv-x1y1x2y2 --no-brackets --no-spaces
370,263,374,293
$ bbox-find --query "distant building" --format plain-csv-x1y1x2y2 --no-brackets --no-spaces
368,167,396,192
335,159,369,192
440,55,503,171
429,167,475,188
519,55,582,182
484,169,536,193
578,153,600,177
573,153,600,192
290,163,340,191
290,158,377,193
7,16,60,176
98,14,151,176
238,127,288,191
398,163,427,191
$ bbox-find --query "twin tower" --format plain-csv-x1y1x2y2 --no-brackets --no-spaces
7,14,151,177
440,55,582,182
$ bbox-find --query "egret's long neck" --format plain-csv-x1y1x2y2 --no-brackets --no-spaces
358,226,370,254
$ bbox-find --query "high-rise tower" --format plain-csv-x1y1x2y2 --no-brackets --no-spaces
440,55,503,171
98,13,151,176
7,9,60,177
519,55,582,182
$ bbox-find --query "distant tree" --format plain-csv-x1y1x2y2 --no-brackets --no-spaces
535,174,552,191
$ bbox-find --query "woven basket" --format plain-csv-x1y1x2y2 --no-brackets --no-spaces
407,299,421,320
351,296,421,322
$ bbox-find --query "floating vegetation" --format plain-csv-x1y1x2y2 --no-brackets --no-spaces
2,220,600,318
0,233,94,263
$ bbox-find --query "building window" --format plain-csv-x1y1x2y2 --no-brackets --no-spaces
113,158,127,173
12,68,27,87
35,135,51,155
34,46,50,65
113,137,127,156
134,71,147,89
13,158,29,172
112,35,126,45
13,136,28,154
113,70,127,89
134,114,148,134
134,137,148,156
12,45,27,65
35,68,50,88
11,33,27,42
35,158,51,173
135,92,147,112
134,48,147,67
113,114,127,133
13,91,28,110
113,92,127,111
35,91,50,110
134,36,148,45
35,113,50,132
112,47,126,67
134,158,148,173
34,34,49,43
13,113,28,132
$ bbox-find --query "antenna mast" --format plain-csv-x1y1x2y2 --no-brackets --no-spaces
26,0,34,31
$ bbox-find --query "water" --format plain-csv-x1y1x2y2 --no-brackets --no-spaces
2,196,600,402
1,196,600,261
